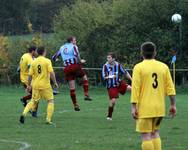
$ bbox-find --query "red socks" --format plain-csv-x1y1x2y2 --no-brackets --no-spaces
22,94,32,101
83,80,89,96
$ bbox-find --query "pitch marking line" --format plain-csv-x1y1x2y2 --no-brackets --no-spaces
0,139,31,150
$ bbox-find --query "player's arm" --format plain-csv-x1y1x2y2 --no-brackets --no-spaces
125,71,132,81
166,67,176,117
102,65,109,80
169,95,176,117
48,60,58,88
119,64,132,81
50,71,58,88
52,49,61,62
131,103,138,119
27,63,33,93
131,65,141,119
73,45,86,64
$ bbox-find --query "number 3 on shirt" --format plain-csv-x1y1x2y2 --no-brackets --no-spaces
152,73,158,89
38,65,42,74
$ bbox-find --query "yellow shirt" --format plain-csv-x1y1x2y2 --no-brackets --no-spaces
131,59,176,118
29,56,53,89
19,53,34,84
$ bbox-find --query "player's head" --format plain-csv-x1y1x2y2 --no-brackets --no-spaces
107,52,116,64
141,42,156,59
28,46,37,56
67,36,76,45
37,46,46,56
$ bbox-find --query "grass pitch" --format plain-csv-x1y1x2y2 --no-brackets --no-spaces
0,86,187,150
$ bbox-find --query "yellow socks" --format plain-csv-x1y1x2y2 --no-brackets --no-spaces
142,140,154,150
23,100,34,116
46,102,54,122
152,138,161,150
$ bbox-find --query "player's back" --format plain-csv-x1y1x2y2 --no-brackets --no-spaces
133,59,175,118
60,43,76,61
20,53,34,83
30,56,53,89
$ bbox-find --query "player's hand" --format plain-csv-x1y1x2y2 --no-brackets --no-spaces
169,105,176,118
131,105,138,119
80,59,86,64
54,82,59,89
26,85,32,93
108,75,116,79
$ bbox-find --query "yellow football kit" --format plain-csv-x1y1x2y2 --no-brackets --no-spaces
29,56,54,101
19,53,34,85
131,59,176,132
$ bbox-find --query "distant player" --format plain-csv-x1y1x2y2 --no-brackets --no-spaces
19,46,58,124
131,42,176,150
52,36,92,111
19,46,38,117
102,52,132,120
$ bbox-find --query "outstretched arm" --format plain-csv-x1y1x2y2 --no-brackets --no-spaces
52,50,61,62
125,71,132,81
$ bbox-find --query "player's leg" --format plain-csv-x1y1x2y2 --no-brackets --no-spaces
137,118,154,150
118,80,131,94
107,88,118,120
107,98,117,120
20,83,32,107
151,117,163,150
31,100,39,118
46,99,54,124
42,88,55,124
68,80,80,111
141,133,154,150
64,65,80,111
151,130,161,150
77,65,92,101
82,74,92,100
19,89,40,124
19,100,35,124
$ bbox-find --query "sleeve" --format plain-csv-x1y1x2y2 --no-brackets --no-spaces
28,63,34,76
131,65,141,104
52,49,61,61
73,45,80,57
48,60,54,73
165,67,176,95
102,64,107,80
119,64,127,75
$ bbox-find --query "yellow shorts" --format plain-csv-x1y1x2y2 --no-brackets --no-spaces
136,117,163,133
32,88,54,102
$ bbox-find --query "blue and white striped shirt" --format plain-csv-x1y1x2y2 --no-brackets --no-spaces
102,61,128,88
52,43,80,66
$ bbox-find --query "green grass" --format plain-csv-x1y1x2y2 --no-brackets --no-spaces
0,86,187,150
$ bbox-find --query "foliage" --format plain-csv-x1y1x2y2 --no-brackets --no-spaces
0,36,10,67
54,0,188,69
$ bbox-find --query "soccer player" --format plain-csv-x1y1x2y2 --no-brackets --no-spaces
131,42,176,150
19,46,58,124
102,52,132,120
52,36,92,111
19,46,38,117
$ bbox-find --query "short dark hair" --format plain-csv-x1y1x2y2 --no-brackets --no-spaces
107,52,116,59
37,46,45,55
28,46,37,53
141,42,156,59
67,36,75,43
